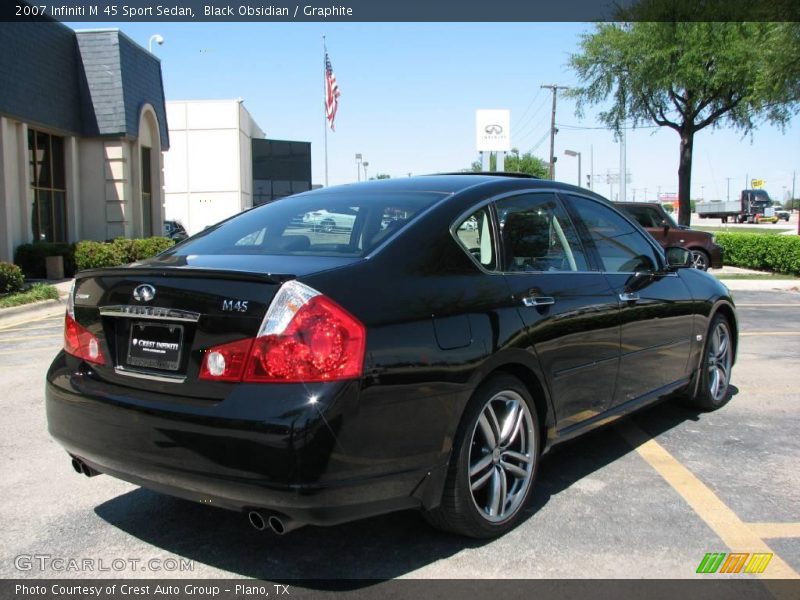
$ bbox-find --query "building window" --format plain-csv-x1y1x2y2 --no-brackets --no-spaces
141,146,153,237
28,129,67,242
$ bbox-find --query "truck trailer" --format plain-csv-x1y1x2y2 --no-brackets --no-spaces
697,189,774,223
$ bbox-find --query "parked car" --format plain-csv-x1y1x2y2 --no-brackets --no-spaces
47,175,737,538
302,208,358,233
163,220,188,241
614,202,723,270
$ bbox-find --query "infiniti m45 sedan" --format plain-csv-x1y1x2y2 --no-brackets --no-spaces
46,174,737,538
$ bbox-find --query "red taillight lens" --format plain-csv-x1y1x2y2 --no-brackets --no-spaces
199,337,253,382
244,295,365,382
64,313,106,365
199,282,366,384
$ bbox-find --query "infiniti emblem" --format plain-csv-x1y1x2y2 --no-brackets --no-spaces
484,124,503,135
133,284,156,302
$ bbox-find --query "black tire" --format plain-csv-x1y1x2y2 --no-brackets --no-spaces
423,374,540,538
684,314,734,411
690,249,710,271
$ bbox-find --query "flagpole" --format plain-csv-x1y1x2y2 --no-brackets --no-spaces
323,34,328,187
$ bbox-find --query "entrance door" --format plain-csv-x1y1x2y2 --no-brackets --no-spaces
141,146,153,237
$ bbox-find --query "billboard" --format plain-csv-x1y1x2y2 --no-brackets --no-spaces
476,109,510,152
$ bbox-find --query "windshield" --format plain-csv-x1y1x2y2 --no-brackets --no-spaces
165,190,448,258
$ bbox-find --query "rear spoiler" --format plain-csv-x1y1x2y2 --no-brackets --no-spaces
75,266,292,285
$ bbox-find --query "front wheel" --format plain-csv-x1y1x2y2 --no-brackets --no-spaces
684,314,734,411
690,249,710,271
424,374,540,538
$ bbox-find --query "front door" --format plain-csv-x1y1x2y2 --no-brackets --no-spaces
564,195,695,406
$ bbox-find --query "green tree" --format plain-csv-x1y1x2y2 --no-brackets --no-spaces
470,150,549,178
374,173,391,180
569,22,800,225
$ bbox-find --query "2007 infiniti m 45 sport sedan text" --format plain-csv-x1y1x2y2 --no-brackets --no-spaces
46,174,737,538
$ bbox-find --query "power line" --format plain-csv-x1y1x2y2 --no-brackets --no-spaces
512,87,542,130
514,94,550,140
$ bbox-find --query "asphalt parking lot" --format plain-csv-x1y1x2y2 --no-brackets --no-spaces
0,289,798,581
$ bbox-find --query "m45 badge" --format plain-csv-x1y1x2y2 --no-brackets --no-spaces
222,299,249,313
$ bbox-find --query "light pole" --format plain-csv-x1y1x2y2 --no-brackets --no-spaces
362,161,369,181
355,154,362,182
564,149,581,187
148,34,164,53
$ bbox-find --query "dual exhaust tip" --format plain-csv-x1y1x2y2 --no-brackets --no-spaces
71,457,100,477
247,510,301,535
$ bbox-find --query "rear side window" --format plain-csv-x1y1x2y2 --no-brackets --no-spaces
621,205,662,228
167,191,447,258
567,196,660,273
454,207,496,270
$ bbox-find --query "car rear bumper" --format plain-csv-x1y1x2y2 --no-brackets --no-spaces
45,352,447,526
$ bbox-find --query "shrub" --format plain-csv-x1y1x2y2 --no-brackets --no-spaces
0,261,25,294
716,232,800,275
14,242,75,278
74,237,175,272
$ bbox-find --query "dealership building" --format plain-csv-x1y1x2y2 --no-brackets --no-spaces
0,21,170,263
164,99,312,235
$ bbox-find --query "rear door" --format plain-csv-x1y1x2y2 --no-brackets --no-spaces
564,195,695,406
496,192,621,431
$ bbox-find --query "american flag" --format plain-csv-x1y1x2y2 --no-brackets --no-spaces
325,53,341,131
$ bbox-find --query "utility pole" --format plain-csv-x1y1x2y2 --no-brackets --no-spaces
541,84,569,180
725,177,732,201
619,125,627,202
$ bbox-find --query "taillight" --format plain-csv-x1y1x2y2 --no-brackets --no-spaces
199,281,365,383
64,314,106,365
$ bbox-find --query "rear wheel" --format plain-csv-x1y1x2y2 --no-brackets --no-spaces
685,314,733,411
424,374,540,538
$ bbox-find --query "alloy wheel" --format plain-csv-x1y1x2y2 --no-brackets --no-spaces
468,390,535,523
691,250,709,270
707,320,732,403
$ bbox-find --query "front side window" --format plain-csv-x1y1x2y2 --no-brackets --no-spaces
568,196,660,273
28,129,67,242
496,194,588,272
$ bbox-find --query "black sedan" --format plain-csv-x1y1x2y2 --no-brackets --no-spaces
46,174,737,538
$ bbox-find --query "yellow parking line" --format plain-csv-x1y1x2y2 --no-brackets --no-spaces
737,304,800,307
740,332,800,336
617,422,799,579
0,312,62,331
747,523,800,539
0,333,62,343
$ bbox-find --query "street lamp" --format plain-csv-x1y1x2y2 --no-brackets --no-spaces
564,149,582,187
355,154,362,182
362,161,369,181
148,34,164,53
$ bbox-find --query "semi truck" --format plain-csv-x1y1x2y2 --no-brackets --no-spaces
696,189,775,223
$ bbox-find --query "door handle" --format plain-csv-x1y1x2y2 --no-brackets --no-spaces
522,296,555,307
619,292,640,302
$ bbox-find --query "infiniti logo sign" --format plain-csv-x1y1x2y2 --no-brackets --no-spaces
484,124,503,135
133,284,156,302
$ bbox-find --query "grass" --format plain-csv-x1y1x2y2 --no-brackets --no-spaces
693,226,792,235
715,273,800,280
0,283,60,308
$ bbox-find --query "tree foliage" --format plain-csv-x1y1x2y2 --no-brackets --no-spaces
470,151,549,178
569,21,800,225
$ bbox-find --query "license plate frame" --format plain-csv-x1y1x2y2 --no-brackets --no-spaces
126,321,184,371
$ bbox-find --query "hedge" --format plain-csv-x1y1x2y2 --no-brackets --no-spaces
716,232,800,275
14,242,75,279
73,237,175,271
0,261,25,294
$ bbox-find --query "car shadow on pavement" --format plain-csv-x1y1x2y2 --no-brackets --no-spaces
94,396,719,585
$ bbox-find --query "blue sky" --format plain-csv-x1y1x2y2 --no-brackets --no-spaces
68,21,800,202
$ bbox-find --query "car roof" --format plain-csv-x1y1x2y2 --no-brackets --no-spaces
302,173,590,197
614,201,661,208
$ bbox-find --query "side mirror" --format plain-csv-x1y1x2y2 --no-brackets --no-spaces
660,218,670,232
665,246,692,269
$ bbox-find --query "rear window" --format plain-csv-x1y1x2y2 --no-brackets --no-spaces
168,190,447,257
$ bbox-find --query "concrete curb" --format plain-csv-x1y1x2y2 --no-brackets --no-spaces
719,280,800,292
0,298,65,328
